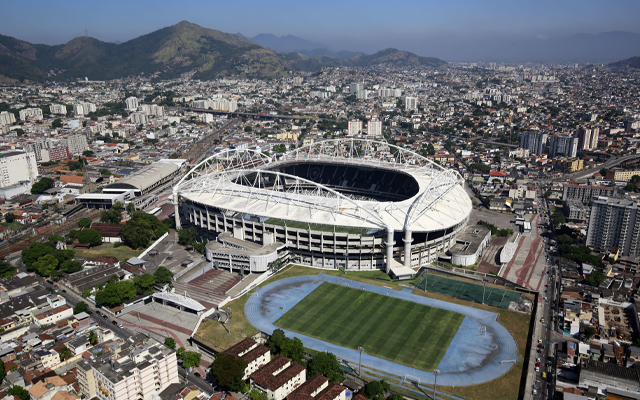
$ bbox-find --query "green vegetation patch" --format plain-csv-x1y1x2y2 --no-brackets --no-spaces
275,282,464,371
415,274,521,309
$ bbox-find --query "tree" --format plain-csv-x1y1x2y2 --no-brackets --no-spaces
584,326,597,339
51,119,63,128
0,359,5,385
100,202,123,223
182,351,202,369
133,274,155,295
250,390,269,400
120,211,169,249
361,380,390,400
82,150,94,157
4,213,14,223
178,227,199,246
0,262,16,278
33,254,59,277
154,266,174,284
77,228,102,246
268,329,286,354
74,301,89,314
552,212,566,226
95,280,136,308
58,346,72,361
284,337,304,362
7,386,29,400
78,218,92,228
60,260,82,273
31,177,55,194
164,337,176,350
88,330,99,346
307,352,344,383
586,269,607,287
126,202,136,214
209,352,248,391
388,393,403,400
557,234,573,245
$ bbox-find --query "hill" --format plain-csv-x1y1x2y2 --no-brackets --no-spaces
0,22,446,82
349,48,445,67
611,56,640,69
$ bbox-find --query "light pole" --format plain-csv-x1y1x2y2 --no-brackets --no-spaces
358,347,364,376
482,279,488,305
433,369,440,400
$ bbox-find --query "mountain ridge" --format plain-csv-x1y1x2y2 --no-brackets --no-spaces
0,21,446,82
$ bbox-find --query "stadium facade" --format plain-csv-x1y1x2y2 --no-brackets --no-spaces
173,139,472,275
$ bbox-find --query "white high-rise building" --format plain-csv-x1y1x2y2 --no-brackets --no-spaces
405,96,418,111
350,83,364,93
0,111,16,126
63,134,89,155
138,104,164,117
576,126,599,150
49,104,67,115
191,100,210,109
19,108,43,121
73,102,96,116
367,120,382,137
125,96,139,112
587,197,640,256
76,337,178,400
73,104,85,116
348,120,363,136
0,151,38,187
130,112,148,125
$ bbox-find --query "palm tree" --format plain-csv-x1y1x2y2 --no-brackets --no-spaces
88,330,99,346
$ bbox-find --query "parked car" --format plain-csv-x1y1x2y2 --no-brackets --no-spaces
112,321,118,325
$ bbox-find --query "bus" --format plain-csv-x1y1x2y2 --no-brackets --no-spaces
147,207,162,216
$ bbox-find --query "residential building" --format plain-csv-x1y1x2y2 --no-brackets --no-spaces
49,104,67,115
367,120,382,137
576,126,599,150
551,158,583,173
348,120,363,136
41,146,70,163
225,338,270,379
76,336,178,400
605,169,640,182
125,96,139,111
562,184,615,203
251,355,306,400
549,134,578,157
28,376,76,400
349,83,363,93
0,111,16,126
138,104,164,117
19,108,43,121
32,349,60,369
63,134,89,155
565,200,589,222
586,197,640,256
130,112,148,125
0,151,39,187
32,305,73,327
405,96,418,111
519,131,548,155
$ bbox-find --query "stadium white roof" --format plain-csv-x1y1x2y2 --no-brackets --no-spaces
152,291,206,312
175,139,472,232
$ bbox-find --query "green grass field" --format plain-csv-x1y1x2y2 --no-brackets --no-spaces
275,282,464,371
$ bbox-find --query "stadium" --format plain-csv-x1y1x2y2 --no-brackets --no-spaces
173,138,473,276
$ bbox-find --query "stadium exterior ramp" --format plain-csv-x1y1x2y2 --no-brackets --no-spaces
173,139,473,273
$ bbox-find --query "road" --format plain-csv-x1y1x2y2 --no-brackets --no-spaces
568,153,640,180
531,184,559,400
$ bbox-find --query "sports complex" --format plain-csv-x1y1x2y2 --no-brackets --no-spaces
245,274,519,387
173,138,473,276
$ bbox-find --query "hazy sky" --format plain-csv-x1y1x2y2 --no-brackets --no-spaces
2,0,640,59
